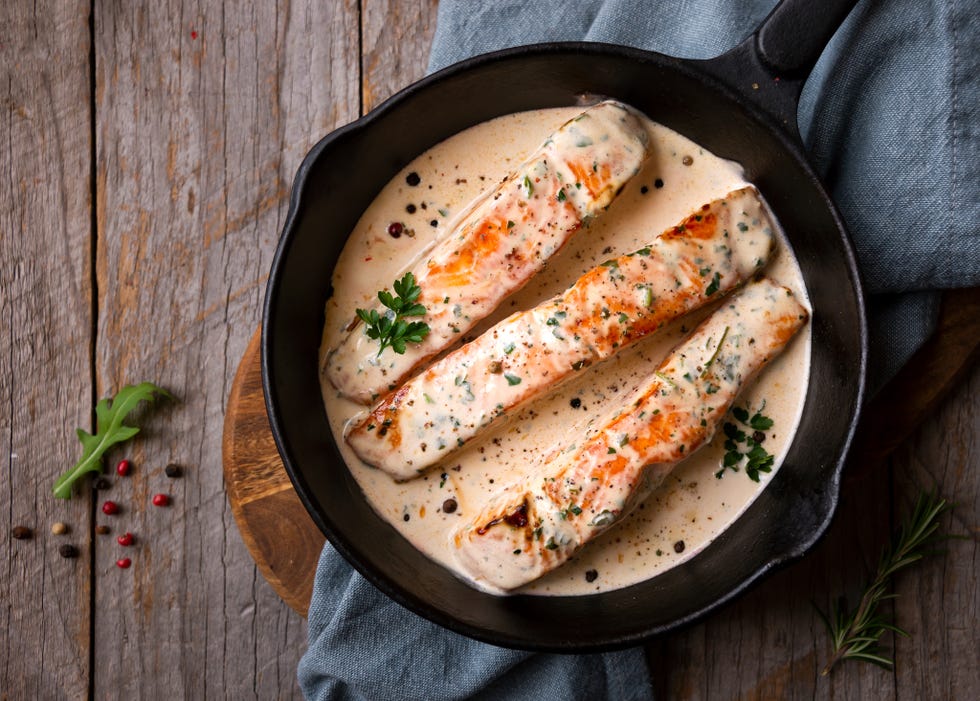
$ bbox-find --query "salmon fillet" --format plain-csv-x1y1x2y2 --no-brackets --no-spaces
325,100,651,404
346,187,775,479
451,277,808,591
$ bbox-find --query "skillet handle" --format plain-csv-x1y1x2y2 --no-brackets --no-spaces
697,0,857,143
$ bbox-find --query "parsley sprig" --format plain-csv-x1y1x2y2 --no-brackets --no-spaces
816,491,951,675
356,272,430,356
716,404,774,481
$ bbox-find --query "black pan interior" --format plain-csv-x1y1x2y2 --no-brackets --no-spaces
263,43,865,651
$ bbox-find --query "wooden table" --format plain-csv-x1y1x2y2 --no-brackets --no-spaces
2,2,977,698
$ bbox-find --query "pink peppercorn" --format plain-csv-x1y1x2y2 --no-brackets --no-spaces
116,557,131,569
117,532,134,547
151,494,170,507
101,501,119,515
116,459,131,476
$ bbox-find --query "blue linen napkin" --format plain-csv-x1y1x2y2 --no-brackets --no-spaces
300,1,979,699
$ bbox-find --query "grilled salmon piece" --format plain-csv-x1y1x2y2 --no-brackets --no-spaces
346,186,774,479
452,277,808,591
325,100,651,404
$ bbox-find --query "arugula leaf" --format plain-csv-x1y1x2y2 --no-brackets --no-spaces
52,382,172,499
356,272,430,356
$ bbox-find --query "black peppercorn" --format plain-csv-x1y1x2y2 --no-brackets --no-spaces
93,477,111,490
442,498,458,514
405,203,416,214
570,397,582,409
585,569,599,583
406,172,421,186
673,540,685,553
654,178,664,189
752,431,766,444
59,544,79,559
12,526,32,540
640,185,649,194
165,463,183,478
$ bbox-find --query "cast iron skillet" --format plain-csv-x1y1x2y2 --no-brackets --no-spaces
263,0,867,651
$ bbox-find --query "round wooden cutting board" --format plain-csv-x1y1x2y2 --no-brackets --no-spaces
223,289,979,618
222,330,324,617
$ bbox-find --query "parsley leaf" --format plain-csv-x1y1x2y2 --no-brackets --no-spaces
716,403,775,481
52,382,172,499
356,272,430,356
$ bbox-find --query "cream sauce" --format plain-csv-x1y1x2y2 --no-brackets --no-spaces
319,106,811,596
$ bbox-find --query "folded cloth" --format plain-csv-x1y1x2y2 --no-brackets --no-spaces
301,1,979,699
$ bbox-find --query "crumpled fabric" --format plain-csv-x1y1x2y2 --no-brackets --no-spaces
300,1,979,699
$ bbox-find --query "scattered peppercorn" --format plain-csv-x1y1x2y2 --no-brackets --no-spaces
429,219,438,227
95,525,111,535
116,459,131,476
640,185,649,194
753,431,766,444
151,494,170,507
673,540,685,553
59,544,79,559
585,569,599,583
442,498,458,514
654,178,664,189
570,397,582,409
12,526,32,540
682,155,693,166
93,477,111,490
387,222,403,238
101,501,119,515
403,513,410,522
164,463,183,478
117,532,134,547
406,172,421,186
51,522,69,536
116,557,131,569
405,203,416,214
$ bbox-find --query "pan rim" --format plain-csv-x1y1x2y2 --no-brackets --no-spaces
262,40,868,651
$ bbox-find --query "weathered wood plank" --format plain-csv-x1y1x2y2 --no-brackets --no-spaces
361,0,438,112
92,1,358,698
0,2,93,699
891,360,980,700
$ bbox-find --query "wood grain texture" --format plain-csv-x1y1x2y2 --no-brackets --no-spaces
91,1,358,699
0,2,93,698
223,330,323,616
361,0,439,111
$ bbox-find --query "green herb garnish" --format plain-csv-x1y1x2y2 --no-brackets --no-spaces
705,271,721,296
716,403,774,481
816,491,951,675
557,188,567,202
521,175,534,198
356,272,430,356
52,382,172,499
504,374,522,386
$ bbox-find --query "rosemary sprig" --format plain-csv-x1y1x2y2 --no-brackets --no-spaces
356,272,430,356
816,491,951,675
